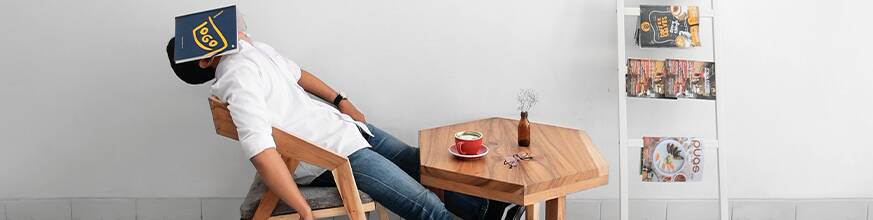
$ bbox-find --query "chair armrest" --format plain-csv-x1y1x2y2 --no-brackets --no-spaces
270,127,348,169
209,96,348,169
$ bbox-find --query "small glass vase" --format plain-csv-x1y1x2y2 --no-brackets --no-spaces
518,111,530,147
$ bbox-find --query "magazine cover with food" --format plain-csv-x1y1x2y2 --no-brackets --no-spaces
636,5,701,48
626,58,668,98
640,137,704,182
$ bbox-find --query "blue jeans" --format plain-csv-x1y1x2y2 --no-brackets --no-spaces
307,123,491,220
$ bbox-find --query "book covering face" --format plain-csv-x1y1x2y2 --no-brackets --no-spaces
174,5,238,64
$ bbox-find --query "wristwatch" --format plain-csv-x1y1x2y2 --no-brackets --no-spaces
332,91,348,107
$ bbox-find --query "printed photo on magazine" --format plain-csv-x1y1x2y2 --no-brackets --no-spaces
667,59,716,99
626,58,669,99
640,137,704,183
665,59,688,98
636,5,701,48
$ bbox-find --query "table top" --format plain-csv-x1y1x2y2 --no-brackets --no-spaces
418,117,608,205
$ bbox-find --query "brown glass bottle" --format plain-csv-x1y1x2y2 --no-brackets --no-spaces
518,111,530,146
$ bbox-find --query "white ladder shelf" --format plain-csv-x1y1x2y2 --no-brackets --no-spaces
615,0,728,220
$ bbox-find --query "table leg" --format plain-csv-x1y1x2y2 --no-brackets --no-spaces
525,204,539,220
545,196,566,220
426,186,444,201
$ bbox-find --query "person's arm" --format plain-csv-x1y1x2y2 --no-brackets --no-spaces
296,69,366,122
213,62,314,220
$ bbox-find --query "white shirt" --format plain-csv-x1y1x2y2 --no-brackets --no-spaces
211,40,372,184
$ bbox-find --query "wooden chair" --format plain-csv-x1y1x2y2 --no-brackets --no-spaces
208,96,389,220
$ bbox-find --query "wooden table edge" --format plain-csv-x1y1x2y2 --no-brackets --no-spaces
420,165,524,188
523,174,608,204
421,175,524,204
421,173,608,206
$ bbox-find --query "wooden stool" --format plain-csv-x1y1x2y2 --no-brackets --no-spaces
208,96,389,220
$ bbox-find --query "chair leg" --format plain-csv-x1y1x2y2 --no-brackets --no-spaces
525,204,539,220
376,203,390,220
332,163,367,220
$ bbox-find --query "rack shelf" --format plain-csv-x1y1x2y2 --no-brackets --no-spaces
623,7,714,17
625,96,715,101
626,139,719,148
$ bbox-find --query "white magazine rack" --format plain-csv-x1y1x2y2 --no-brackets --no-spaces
615,0,728,219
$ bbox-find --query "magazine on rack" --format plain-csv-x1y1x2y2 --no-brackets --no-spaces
666,59,716,99
640,137,704,182
626,58,669,99
635,5,701,48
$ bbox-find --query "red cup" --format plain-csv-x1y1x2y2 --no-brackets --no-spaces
454,131,484,155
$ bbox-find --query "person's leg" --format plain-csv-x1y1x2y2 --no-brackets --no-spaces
363,123,513,220
361,123,421,180
308,148,453,220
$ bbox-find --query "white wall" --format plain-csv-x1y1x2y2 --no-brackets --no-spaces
0,0,619,199
719,0,873,198
1,0,870,204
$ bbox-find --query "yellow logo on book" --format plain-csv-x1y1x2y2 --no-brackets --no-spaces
192,12,228,57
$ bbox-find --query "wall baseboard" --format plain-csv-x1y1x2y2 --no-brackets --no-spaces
555,198,872,220
1,198,870,220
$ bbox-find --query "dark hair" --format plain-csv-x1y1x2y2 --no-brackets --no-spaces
165,38,216,85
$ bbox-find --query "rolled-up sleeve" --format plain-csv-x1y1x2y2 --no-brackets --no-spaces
212,61,276,159
284,57,302,82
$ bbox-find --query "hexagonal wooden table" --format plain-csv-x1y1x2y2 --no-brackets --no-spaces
419,117,608,220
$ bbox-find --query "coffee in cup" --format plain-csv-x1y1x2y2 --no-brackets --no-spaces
454,130,484,155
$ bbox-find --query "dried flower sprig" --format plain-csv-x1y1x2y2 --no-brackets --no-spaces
517,89,539,112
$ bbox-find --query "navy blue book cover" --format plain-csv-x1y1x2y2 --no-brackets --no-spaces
174,5,237,64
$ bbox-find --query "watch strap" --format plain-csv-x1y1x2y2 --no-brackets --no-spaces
332,93,346,106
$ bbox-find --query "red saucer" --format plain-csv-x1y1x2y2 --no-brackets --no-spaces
448,144,489,159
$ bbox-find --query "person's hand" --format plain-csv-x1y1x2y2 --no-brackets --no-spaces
338,100,366,122
238,31,252,42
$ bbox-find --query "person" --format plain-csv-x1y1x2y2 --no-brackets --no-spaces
165,32,524,220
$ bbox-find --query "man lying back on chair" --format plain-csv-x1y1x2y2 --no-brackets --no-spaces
165,30,525,220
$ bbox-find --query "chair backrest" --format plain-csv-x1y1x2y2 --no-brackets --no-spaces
209,96,239,140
